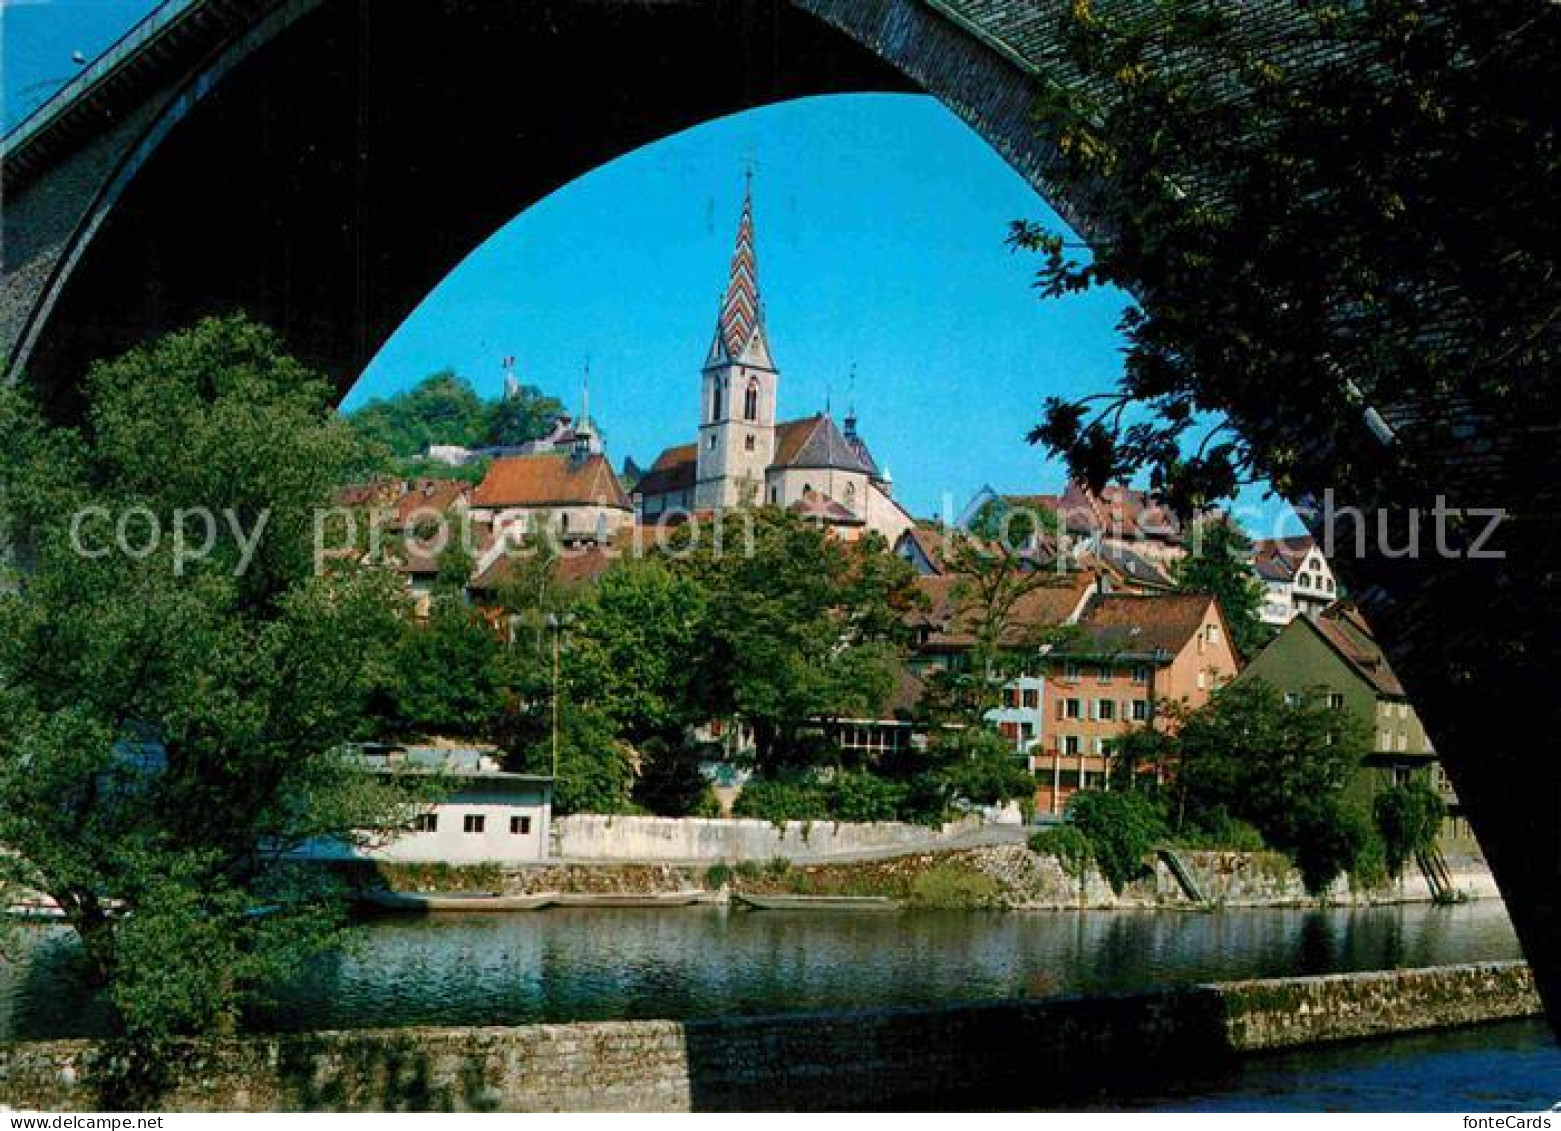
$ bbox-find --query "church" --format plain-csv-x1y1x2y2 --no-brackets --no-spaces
634,185,915,545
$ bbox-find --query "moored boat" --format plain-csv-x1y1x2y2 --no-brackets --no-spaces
360,890,558,913
733,892,899,912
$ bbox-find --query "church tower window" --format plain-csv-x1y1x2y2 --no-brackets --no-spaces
745,434,755,451
711,382,723,423
744,378,759,421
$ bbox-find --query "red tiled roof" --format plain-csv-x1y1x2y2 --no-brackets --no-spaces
392,479,471,529
1252,535,1316,581
1070,591,1220,658
909,572,1094,650
472,453,631,511
1311,602,1406,698
334,479,402,509
789,489,864,525
1052,480,1209,545
634,443,697,498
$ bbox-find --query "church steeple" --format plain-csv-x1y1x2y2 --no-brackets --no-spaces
707,176,774,370
696,177,780,510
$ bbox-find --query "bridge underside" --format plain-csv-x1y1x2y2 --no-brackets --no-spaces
14,0,912,412
3,0,1559,1034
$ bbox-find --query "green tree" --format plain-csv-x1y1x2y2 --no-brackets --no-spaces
1373,781,1447,879
566,558,708,745
384,600,503,739
0,316,424,1046
347,370,487,458
513,698,635,816
484,384,566,447
932,727,1037,815
1016,3,1555,516
667,510,911,774
1173,517,1270,658
1165,678,1372,893
1067,790,1167,895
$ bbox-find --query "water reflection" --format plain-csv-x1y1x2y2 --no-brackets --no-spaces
0,900,1523,1040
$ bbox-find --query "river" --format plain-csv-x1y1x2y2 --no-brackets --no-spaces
0,898,1527,1040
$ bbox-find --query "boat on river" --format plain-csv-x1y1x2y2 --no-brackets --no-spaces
733,892,899,912
360,890,558,913
549,891,704,909
361,889,706,913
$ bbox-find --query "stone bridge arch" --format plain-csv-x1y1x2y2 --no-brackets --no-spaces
2,0,1557,1028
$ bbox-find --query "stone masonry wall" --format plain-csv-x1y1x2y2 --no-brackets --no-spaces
0,962,1538,1112
550,814,988,863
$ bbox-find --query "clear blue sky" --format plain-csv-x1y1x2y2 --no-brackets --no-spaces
4,1,1298,533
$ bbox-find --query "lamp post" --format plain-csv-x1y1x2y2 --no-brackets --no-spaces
546,612,574,781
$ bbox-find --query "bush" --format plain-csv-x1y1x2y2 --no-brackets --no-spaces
1349,825,1391,892
906,863,1005,910
704,863,733,890
825,771,907,823
1373,782,1446,879
1028,826,1094,879
935,729,1036,810
731,777,827,825
1175,808,1268,853
1067,791,1167,894
1290,801,1373,896
733,771,932,825
632,737,717,817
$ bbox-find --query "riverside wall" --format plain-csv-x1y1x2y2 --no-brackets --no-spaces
364,843,1499,911
548,814,990,863
0,962,1539,1112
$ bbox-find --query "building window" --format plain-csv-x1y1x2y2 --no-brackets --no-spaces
706,434,716,451
769,487,778,504
414,812,438,833
1206,624,1222,645
1284,691,1302,707
1063,735,1081,756
1132,666,1150,684
999,721,1020,743
510,815,532,836
1022,688,1039,709
1328,693,1345,710
1095,699,1116,722
711,384,723,422
1003,687,1020,709
1131,699,1150,722
1093,737,1106,756
1063,661,1081,681
744,434,756,452
1197,670,1208,690
1065,698,1083,720
463,814,486,834
744,380,759,421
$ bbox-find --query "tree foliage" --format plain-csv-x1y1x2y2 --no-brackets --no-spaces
1172,517,1270,658
0,316,424,1044
1017,2,1557,517
1161,678,1373,893
663,511,919,774
347,371,565,461
1066,790,1166,894
1373,780,1447,879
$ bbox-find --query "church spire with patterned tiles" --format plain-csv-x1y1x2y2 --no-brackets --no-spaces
705,173,775,371
696,175,779,510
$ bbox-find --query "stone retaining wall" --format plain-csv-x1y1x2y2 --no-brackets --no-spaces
550,814,987,863
0,962,1538,1112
